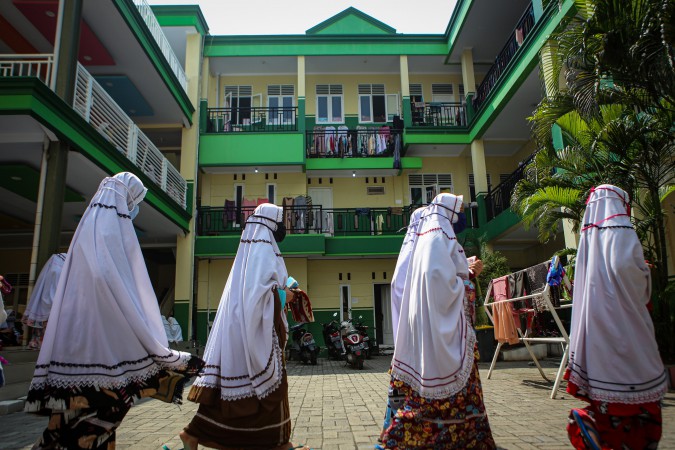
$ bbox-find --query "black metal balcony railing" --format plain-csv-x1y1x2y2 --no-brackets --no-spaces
306,128,402,158
484,154,534,221
410,102,467,127
197,205,425,237
206,107,298,132
473,3,536,111
198,203,482,237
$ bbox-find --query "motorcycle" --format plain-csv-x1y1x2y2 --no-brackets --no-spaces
340,319,366,370
288,323,319,365
322,313,344,360
353,315,373,359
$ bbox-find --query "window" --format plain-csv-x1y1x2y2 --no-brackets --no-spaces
409,173,453,205
409,83,424,103
358,84,388,123
224,85,255,125
468,173,492,200
316,84,343,123
431,83,454,103
266,183,276,204
267,85,295,125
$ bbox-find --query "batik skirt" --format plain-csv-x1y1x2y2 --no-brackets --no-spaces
380,347,496,449
566,381,662,450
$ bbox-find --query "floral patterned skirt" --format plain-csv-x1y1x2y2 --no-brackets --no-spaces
380,347,495,449
566,380,662,450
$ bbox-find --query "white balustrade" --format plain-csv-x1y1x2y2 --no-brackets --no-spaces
132,0,188,92
0,54,53,87
73,63,187,208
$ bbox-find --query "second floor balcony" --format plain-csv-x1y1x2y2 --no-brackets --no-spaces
306,127,402,158
206,107,298,133
409,102,467,128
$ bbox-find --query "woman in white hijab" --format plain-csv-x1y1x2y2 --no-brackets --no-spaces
181,203,305,450
23,252,66,349
380,193,495,449
25,172,203,450
564,185,667,450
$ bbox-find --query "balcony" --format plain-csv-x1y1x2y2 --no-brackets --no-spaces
206,107,298,133
473,2,536,112
484,153,533,221
0,55,187,209
306,127,402,158
132,0,188,92
409,102,467,128
197,205,419,237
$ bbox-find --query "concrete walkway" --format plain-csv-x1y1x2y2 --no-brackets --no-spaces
1,355,673,449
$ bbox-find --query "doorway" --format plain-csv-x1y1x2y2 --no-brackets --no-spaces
374,283,393,346
339,284,351,323
307,187,333,234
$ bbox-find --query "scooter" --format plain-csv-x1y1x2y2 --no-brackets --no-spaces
288,323,319,365
340,319,366,370
322,313,344,360
353,315,373,359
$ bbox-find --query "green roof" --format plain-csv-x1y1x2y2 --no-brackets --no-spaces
306,7,396,35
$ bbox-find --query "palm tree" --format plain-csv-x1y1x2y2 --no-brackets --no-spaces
513,0,675,358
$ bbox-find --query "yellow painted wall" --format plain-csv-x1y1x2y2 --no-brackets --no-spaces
196,257,309,310
200,172,307,207
500,237,565,270
306,259,396,310
214,75,298,107
305,74,402,117
399,156,472,205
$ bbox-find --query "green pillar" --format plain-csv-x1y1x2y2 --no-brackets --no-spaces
37,0,83,271
199,99,208,133
465,93,476,124
476,192,488,228
402,96,412,128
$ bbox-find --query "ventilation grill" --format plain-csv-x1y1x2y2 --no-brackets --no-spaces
432,83,453,94
367,186,385,195
408,174,423,186
437,174,453,186
459,84,465,95
358,84,385,95
469,174,492,185
500,173,511,183
408,173,453,186
267,85,294,96
316,84,342,95
409,84,423,96
225,85,252,96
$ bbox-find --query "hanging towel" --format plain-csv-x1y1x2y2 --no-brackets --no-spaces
491,276,519,345
524,262,551,312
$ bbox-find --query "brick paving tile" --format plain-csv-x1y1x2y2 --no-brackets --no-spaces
1,355,673,449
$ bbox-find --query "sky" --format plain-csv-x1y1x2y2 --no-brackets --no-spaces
146,0,457,36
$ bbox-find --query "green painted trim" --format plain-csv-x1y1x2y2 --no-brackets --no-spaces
444,0,474,62
468,1,574,141
403,130,472,145
306,7,396,35
199,99,208,133
402,97,412,128
195,234,325,257
199,133,304,166
481,208,522,241
0,78,191,231
173,302,190,342
279,234,325,255
325,236,402,256
113,0,195,124
306,157,422,171
150,5,209,36
186,181,194,215
205,36,448,57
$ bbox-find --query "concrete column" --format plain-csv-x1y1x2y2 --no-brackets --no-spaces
36,0,83,272
461,49,476,94
175,32,203,341
470,139,489,194
399,55,411,128
297,56,306,134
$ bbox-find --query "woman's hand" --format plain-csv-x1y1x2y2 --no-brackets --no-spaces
469,259,484,278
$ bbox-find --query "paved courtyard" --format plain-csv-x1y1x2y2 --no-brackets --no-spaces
2,355,673,449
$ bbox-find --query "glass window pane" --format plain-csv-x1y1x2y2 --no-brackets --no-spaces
331,96,342,122
318,97,328,122
411,188,423,205
360,96,372,122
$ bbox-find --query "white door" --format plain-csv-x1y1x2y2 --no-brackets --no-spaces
380,284,394,345
307,187,333,234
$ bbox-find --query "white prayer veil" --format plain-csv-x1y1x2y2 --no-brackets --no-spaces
567,184,667,404
391,193,474,399
23,253,66,324
27,173,192,398
390,206,426,346
193,203,288,401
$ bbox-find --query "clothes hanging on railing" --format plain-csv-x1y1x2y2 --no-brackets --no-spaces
491,276,520,345
223,200,236,228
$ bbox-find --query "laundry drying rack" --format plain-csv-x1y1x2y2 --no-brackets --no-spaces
482,259,572,399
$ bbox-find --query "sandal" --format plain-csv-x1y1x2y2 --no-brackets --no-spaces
572,410,602,450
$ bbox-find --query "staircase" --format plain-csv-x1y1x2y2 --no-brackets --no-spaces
0,346,37,414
